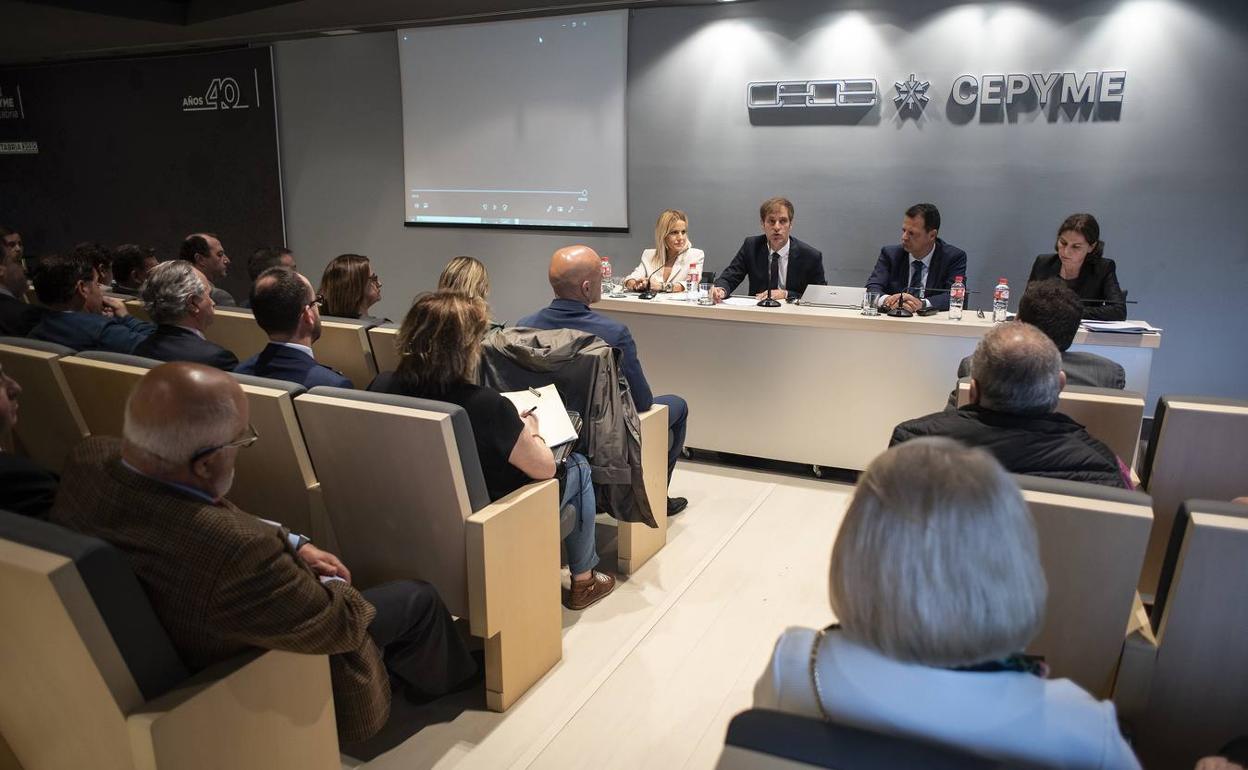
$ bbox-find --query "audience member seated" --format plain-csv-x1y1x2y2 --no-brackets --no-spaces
0,225,47,336
945,279,1125,409
0,363,58,517
893,323,1130,488
438,255,503,330
178,232,236,306
319,253,388,324
110,243,158,295
72,241,115,292
755,438,1141,769
134,261,238,370
29,252,156,353
370,292,616,610
517,245,690,516
241,246,296,308
234,267,351,388
48,362,478,742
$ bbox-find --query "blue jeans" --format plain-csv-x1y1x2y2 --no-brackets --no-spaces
653,394,688,481
561,453,599,575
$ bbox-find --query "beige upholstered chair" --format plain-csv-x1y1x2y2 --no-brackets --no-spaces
293,386,562,711
121,299,149,322
1016,475,1153,698
618,405,669,573
0,338,88,472
311,317,378,388
1137,395,1248,597
0,512,339,770
367,324,400,376
1115,500,1248,770
203,307,268,362
58,352,161,439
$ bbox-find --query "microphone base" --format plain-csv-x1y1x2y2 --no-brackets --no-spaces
887,307,914,318
638,291,657,300
757,297,782,307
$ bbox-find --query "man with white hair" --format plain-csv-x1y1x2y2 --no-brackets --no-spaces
49,363,478,743
891,322,1130,488
133,261,238,370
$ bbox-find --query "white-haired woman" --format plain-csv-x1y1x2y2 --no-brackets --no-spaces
622,209,704,293
755,437,1141,769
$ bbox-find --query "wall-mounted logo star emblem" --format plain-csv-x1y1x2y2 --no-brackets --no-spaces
894,73,931,111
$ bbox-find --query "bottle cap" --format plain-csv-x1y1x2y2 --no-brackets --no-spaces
998,277,1008,283
955,275,964,282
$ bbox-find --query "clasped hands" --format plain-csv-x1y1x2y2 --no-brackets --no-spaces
882,292,924,313
624,276,684,292
707,286,785,304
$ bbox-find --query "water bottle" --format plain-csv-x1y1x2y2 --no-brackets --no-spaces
685,264,700,301
601,256,621,297
992,277,1010,323
948,275,965,320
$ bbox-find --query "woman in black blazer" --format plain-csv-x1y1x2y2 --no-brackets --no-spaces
1026,213,1126,321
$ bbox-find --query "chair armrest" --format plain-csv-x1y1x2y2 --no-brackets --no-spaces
618,405,670,574
127,649,339,770
1112,592,1159,720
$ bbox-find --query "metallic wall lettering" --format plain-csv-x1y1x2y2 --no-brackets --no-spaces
747,79,879,110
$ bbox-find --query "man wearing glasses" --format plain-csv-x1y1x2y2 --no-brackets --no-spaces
29,252,156,353
234,267,352,388
49,363,478,742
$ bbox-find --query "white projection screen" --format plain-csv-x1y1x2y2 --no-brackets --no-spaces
397,11,629,231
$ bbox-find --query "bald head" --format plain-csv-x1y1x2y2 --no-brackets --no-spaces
970,322,1063,415
124,362,246,471
549,245,602,303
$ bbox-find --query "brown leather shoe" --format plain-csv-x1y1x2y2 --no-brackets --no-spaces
565,570,616,611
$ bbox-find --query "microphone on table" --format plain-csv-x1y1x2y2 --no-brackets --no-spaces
758,253,782,308
886,279,927,317
636,259,665,300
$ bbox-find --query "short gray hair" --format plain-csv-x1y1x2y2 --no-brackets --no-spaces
829,437,1047,667
123,384,238,466
141,260,206,325
970,322,1062,415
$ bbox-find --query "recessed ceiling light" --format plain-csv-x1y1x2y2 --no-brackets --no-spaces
320,29,360,36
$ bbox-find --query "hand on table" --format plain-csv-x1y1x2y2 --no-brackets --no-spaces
711,287,727,304
754,289,786,301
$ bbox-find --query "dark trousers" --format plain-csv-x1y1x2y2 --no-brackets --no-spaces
653,394,688,481
362,580,477,698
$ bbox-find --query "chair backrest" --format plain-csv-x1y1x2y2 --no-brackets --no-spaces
367,324,400,377
59,354,158,438
0,337,88,472
122,298,149,322
311,317,378,388
292,386,490,617
204,307,269,362
1015,475,1153,698
1137,395,1248,597
0,510,189,770
1130,500,1248,770
717,709,1004,770
956,381,1145,466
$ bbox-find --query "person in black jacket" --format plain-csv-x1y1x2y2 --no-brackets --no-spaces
1026,213,1126,321
0,226,47,336
134,261,238,370
892,322,1130,489
712,197,826,302
0,364,58,517
866,203,968,313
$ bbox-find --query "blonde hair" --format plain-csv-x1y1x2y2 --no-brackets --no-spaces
396,292,489,395
318,254,372,318
437,255,490,300
829,437,1047,666
653,209,691,265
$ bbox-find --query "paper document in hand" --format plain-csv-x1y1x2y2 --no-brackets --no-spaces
1081,320,1161,334
721,296,763,306
500,384,578,447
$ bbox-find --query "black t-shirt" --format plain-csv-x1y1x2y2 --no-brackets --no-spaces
369,373,530,502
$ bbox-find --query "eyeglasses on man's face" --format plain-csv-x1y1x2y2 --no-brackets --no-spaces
189,423,259,466
307,294,325,310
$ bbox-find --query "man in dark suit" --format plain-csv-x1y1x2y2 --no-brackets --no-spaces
234,267,351,388
134,261,238,370
866,203,967,313
518,244,690,516
111,244,158,295
179,232,237,307
0,364,58,518
29,252,156,353
48,363,477,742
712,197,826,302
0,226,48,336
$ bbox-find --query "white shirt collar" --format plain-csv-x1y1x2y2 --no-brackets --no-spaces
769,239,791,259
910,242,936,264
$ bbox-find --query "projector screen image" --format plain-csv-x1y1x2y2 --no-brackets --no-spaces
397,11,628,230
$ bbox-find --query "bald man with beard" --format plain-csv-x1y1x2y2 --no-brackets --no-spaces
49,363,477,743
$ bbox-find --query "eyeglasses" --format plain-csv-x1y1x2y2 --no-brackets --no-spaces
307,294,325,310
189,423,259,465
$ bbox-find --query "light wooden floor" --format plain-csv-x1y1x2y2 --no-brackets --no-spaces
349,461,852,770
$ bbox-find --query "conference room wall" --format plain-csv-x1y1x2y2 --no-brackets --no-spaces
273,0,1248,411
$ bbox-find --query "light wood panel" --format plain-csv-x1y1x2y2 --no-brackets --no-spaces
59,356,148,438
367,324,400,376
203,307,268,362
617,404,668,574
0,342,88,472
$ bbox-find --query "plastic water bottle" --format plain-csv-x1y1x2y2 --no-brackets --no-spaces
601,256,620,297
685,265,700,301
948,275,965,320
992,277,1010,323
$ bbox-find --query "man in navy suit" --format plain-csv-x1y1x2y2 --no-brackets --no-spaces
234,267,351,389
518,245,690,516
134,262,238,370
0,227,48,336
712,197,826,302
29,252,155,353
179,232,237,307
866,203,968,313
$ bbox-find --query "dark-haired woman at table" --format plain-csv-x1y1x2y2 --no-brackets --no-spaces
1026,213,1126,321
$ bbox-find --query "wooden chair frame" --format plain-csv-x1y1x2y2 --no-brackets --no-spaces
0,341,88,472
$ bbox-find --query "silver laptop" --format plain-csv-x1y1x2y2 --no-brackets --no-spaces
799,284,865,308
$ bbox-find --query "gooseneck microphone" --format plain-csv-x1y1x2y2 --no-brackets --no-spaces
636,258,666,300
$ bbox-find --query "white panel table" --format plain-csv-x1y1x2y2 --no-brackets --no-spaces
596,296,1161,472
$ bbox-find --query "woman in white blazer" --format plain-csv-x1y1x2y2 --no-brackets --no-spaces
755,438,1141,770
623,209,705,293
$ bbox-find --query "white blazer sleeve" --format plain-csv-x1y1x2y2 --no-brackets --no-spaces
625,250,656,282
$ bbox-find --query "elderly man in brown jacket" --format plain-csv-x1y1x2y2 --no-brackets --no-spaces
49,363,477,743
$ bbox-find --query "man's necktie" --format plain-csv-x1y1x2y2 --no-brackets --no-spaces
910,260,924,296
769,253,780,292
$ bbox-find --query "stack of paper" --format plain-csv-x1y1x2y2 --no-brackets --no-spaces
500,384,578,447
1081,320,1162,334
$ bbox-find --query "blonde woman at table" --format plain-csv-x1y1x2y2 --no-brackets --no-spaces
622,209,704,294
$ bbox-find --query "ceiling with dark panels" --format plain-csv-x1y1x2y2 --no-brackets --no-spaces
2,0,710,65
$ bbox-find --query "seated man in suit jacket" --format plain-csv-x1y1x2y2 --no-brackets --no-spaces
0,364,58,518
0,227,48,336
234,267,351,389
134,261,238,370
712,197,826,302
49,363,477,743
866,203,967,313
29,252,156,353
